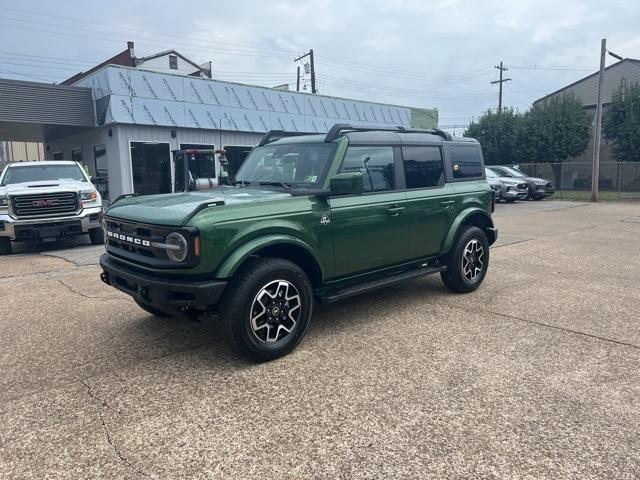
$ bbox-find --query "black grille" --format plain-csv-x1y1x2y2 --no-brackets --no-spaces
11,192,79,218
104,217,198,269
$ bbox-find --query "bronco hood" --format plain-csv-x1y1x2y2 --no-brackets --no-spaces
106,187,292,226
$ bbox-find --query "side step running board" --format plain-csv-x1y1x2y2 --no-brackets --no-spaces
318,264,447,304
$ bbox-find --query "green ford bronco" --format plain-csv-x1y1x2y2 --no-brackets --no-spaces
100,124,497,361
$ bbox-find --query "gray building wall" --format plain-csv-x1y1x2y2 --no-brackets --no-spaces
533,59,640,165
46,125,262,200
535,60,640,107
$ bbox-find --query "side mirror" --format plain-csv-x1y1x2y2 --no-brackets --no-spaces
90,176,97,183
330,172,363,196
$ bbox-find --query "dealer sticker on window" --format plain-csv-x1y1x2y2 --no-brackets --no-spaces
305,175,318,182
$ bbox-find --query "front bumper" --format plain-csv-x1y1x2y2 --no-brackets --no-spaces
532,184,555,198
99,254,227,313
0,205,103,241
502,188,528,200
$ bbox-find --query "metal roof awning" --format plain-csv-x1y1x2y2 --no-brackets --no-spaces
0,78,95,142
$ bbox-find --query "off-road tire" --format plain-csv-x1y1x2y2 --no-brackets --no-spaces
0,237,12,255
220,257,313,362
89,227,104,245
135,300,173,318
440,226,490,293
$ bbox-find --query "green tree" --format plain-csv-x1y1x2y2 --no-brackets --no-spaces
603,83,640,162
524,93,591,162
465,108,525,165
523,93,591,186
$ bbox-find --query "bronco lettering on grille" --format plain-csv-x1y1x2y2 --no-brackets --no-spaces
107,230,151,247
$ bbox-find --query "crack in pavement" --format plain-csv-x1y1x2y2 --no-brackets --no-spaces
453,305,640,351
56,278,134,303
81,380,153,479
0,265,96,283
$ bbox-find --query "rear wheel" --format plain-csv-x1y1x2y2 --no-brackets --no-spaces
440,226,490,293
504,197,516,203
220,258,313,362
0,237,12,255
89,227,104,245
135,300,173,318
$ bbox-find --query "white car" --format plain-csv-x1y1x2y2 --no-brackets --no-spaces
485,168,529,203
0,161,104,255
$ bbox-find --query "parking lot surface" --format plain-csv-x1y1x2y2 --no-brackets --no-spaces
1,200,640,479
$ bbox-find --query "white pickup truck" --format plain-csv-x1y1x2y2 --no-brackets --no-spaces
0,161,104,255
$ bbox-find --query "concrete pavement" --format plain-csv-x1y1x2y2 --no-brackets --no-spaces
1,201,639,479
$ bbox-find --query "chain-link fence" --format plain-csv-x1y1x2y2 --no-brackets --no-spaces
516,162,640,201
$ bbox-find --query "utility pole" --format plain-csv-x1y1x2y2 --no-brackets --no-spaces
490,61,511,113
296,66,301,92
591,39,607,202
294,49,317,94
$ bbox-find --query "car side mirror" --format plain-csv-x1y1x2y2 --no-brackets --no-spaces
89,176,97,184
330,172,363,196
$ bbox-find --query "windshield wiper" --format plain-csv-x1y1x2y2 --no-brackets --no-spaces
258,181,291,189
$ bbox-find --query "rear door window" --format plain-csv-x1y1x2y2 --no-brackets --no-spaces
340,146,395,192
402,146,444,188
450,145,483,179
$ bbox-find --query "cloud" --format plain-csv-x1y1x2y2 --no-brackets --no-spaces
0,0,638,127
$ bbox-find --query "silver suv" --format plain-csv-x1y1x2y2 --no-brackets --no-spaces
0,161,104,255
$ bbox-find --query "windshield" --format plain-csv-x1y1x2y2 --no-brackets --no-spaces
501,166,526,178
235,143,335,187
485,168,499,178
1,164,87,186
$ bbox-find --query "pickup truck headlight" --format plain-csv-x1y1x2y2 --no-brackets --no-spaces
0,197,8,209
165,232,189,263
80,190,98,203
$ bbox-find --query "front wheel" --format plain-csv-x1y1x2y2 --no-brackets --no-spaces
89,227,104,245
220,258,313,362
440,226,490,293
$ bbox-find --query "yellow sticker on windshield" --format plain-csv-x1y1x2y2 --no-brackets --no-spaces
305,175,318,182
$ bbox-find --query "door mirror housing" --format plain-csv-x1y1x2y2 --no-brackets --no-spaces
330,172,363,196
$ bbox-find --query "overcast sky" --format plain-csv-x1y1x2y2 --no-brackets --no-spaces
1,0,639,132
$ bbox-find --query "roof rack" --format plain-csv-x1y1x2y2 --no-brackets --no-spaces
258,130,316,147
324,124,453,143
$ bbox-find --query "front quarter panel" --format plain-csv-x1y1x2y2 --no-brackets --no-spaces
189,195,334,280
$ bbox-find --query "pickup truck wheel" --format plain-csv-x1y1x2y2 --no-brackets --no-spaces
135,300,173,318
0,237,12,255
220,258,313,362
89,227,104,245
440,226,489,293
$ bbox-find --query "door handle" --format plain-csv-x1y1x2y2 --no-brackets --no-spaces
387,205,405,216
440,200,455,207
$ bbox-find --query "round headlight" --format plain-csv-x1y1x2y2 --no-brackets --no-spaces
165,232,189,262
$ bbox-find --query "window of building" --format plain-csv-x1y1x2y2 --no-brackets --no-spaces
93,145,110,202
177,143,216,191
130,142,171,195
402,146,444,188
340,146,395,192
52,151,64,160
169,55,178,70
450,145,483,179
